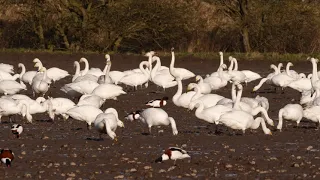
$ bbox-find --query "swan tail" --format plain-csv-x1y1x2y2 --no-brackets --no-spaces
168,117,178,135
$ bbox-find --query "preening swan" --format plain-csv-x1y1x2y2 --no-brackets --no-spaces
33,58,69,82
277,104,303,131
94,108,124,140
31,67,50,97
169,48,195,80
150,56,177,90
135,108,178,135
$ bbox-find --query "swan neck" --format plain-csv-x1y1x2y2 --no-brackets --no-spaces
228,59,234,71
231,83,237,102
170,51,175,69
219,53,223,66
151,58,160,79
254,78,268,91
233,86,242,109
19,64,26,78
195,102,204,117
233,58,238,70
74,62,80,76
311,60,319,81
172,79,182,104
286,64,292,76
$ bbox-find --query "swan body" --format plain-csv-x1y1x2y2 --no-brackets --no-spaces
188,83,224,108
0,80,26,95
0,71,19,81
33,58,69,82
241,70,261,83
189,100,232,124
18,63,37,85
119,61,150,89
94,108,124,140
45,97,75,120
98,60,112,84
287,77,312,92
172,77,203,108
31,67,50,97
169,48,195,80
0,63,14,74
77,94,105,108
151,56,177,90
303,106,320,127
227,57,247,83
66,105,103,129
61,80,99,95
92,84,126,100
277,104,303,131
253,64,279,91
79,57,104,77
193,75,211,94
0,99,31,123
136,108,178,135
204,64,228,90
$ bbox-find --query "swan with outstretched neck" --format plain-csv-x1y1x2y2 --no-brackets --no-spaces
169,48,195,80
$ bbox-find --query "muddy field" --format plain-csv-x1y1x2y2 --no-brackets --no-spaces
0,52,319,179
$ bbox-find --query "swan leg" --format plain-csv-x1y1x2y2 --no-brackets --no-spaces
87,124,92,130
148,125,152,135
242,129,246,135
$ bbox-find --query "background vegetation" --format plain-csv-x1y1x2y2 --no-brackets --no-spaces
0,0,319,54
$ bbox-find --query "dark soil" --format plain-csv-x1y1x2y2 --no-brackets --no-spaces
0,52,319,179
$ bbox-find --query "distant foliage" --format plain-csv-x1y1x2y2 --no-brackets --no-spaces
0,0,319,53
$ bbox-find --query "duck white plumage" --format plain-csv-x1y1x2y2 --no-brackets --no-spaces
11,124,23,138
155,147,190,165
94,108,124,140
135,108,178,135
277,104,303,131
146,97,169,108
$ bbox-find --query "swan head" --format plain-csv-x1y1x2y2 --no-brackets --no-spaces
34,62,41,68
73,61,80,67
219,51,223,56
171,47,174,52
187,83,197,91
117,120,125,128
228,56,233,61
195,75,202,82
18,63,23,68
220,64,227,69
79,57,87,63
105,54,110,61
278,63,283,68
33,58,41,63
152,56,160,62
287,62,293,67
145,51,155,57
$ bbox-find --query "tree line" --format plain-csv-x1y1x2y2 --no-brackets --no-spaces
0,0,319,53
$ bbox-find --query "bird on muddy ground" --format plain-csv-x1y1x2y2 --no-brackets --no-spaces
155,147,191,166
145,96,169,108
0,148,14,167
11,124,23,138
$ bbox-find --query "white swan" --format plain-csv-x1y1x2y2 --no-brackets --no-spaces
0,70,19,81
169,48,195,80
229,56,261,83
287,75,312,92
0,63,14,74
193,75,211,94
31,67,50,97
150,56,177,90
188,83,224,109
303,105,320,128
135,108,178,135
79,57,104,77
204,64,228,90
253,64,279,91
103,54,126,85
277,104,303,131
189,100,232,124
44,97,75,120
97,60,112,84
309,58,320,90
0,80,26,95
94,108,124,140
285,62,299,79
66,105,103,129
0,98,31,123
227,57,247,83
210,51,224,77
18,63,37,85
33,58,69,82
92,83,126,100
61,80,99,95
217,84,272,135
172,77,203,108
77,94,105,108
119,61,150,90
